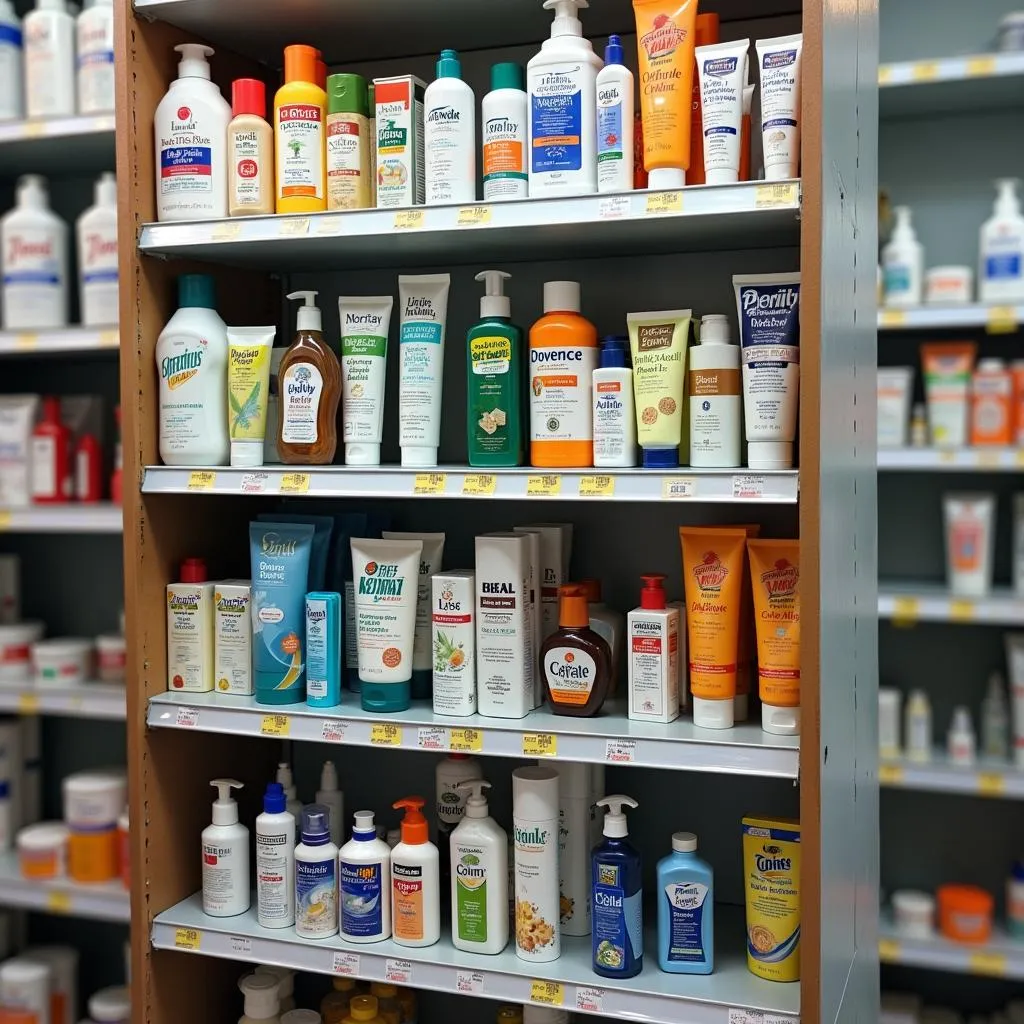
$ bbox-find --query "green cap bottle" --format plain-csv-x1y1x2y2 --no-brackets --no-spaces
178,273,215,310
491,62,524,92
326,73,368,117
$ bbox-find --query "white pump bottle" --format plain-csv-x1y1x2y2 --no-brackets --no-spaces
201,779,250,918
979,178,1024,303
76,171,118,326
315,760,344,847
23,0,75,118
882,205,923,308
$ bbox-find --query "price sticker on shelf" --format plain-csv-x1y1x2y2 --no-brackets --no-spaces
385,959,412,984
911,60,939,81
878,938,901,962
1016,450,1024,468
212,222,242,242
371,723,402,746
99,330,119,348
16,333,37,350
526,474,561,497
278,217,310,237
279,472,310,494
187,470,216,492
230,937,252,956
322,720,347,743
879,308,906,328
977,771,1005,797
575,988,604,1013
877,65,894,85
457,205,492,227
176,707,199,728
968,951,1007,977
174,928,202,951
891,597,919,627
878,763,903,785
0,511,10,532
605,738,636,763
663,477,696,499
598,195,631,219
733,474,765,499
17,693,40,715
966,56,997,78
755,182,798,208
394,209,425,230
315,215,344,236
417,726,448,751
523,732,557,757
450,728,483,753
949,599,974,622
241,472,270,494
977,450,1000,468
529,981,564,1007
46,890,72,914
260,714,290,737
645,190,682,215
579,475,614,498
462,474,497,496
332,952,360,976
456,970,484,995
413,473,447,495
24,121,46,138
986,305,1019,335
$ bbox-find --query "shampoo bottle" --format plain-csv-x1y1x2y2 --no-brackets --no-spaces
591,795,642,979
482,62,528,200
295,804,339,939
424,49,476,205
882,205,924,308
689,314,741,467
0,0,23,123
256,781,296,929
979,178,1024,303
390,797,440,948
201,779,250,918
274,44,327,214
656,831,714,974
23,0,75,118
339,810,392,943
76,0,114,114
595,34,634,194
76,171,118,327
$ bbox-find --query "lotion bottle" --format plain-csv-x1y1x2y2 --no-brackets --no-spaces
591,336,636,468
595,34,633,194
0,0,23,123
295,804,339,939
75,0,113,114
656,831,714,974
339,810,392,943
883,206,924,307
979,178,1024,303
23,0,75,118
228,78,274,216
274,45,327,213
580,578,624,683
424,49,476,205
391,796,440,948
626,574,680,723
201,779,250,918
591,795,642,979
256,781,296,929
482,62,528,200
76,171,118,327
689,314,741,468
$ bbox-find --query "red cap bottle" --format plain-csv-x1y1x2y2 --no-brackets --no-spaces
639,574,667,609
232,78,266,119
31,396,71,504
180,557,207,583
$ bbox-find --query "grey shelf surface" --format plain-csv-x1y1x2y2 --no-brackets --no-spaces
0,682,125,720
0,504,123,534
880,752,1024,800
0,115,115,177
877,448,1024,472
0,851,130,923
0,327,119,357
878,583,1024,626
878,304,1023,332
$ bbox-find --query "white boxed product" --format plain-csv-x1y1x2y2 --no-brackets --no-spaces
431,571,476,717
510,527,542,707
513,524,572,642
214,581,252,695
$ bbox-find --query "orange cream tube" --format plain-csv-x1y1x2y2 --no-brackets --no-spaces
633,0,698,189
747,539,801,736
679,526,746,729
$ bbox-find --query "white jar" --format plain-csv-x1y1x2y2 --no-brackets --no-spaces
88,985,130,1024
17,821,68,879
0,958,51,1024
32,637,93,685
94,633,125,683
75,0,112,114
23,0,75,119
892,889,935,938
62,770,125,830
512,766,560,963
925,266,972,305
0,621,44,682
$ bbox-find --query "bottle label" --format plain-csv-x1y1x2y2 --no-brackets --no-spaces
985,253,1023,282
543,645,597,706
277,103,324,201
630,618,678,718
482,112,527,198
437,779,468,826
593,861,643,972
306,597,329,697
256,831,292,924
3,227,64,326
392,861,425,941
24,23,73,116
341,325,387,444
514,819,560,960
425,99,474,204
883,264,911,296
202,841,241,913
158,103,216,207
340,859,384,937
280,361,324,444
454,842,489,943
296,855,337,935
593,378,629,461
596,83,624,189
398,315,445,447
80,227,119,326
530,67,583,174
471,335,514,455
664,881,709,963
230,128,265,208
30,436,57,500
326,113,369,210
76,15,115,113
529,345,597,444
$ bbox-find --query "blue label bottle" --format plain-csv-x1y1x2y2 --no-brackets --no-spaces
591,795,642,979
656,830,714,974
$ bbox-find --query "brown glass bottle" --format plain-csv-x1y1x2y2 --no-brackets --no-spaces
540,583,612,717
277,290,341,464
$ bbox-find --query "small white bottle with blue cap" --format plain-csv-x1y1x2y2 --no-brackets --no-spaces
424,49,476,205
592,335,636,467
595,34,634,194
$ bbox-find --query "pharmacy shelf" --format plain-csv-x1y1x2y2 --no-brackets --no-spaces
137,181,802,272
879,915,1024,980
0,114,116,177
877,304,1022,332
0,504,122,534
0,327,119,357
878,51,1024,118
0,852,129,923
877,448,1024,472
878,584,1024,626
141,465,800,504
0,682,125,720
879,754,1024,800
147,691,801,780
153,895,799,1024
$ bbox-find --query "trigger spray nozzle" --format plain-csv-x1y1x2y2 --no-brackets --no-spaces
287,290,322,333
475,270,511,319
597,794,637,838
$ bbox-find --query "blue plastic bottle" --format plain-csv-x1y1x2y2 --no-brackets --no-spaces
305,591,341,708
656,831,714,974
591,795,642,979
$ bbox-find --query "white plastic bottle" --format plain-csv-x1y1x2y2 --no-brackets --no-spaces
482,62,528,201
391,797,440,948
450,780,509,954
0,175,68,330
201,779,250,918
981,672,1010,759
0,0,23,123
882,205,924,308
238,974,281,1024
948,706,976,766
294,804,339,939
595,34,633,194
153,44,230,221
155,273,228,466
276,762,303,822
548,761,601,937
527,0,603,198
689,314,741,468
255,781,296,930
76,171,118,327
23,0,75,119
627,574,681,723
592,336,635,467
315,760,343,847
339,810,392,943
436,752,483,870
904,689,932,763
75,0,112,114
512,766,561,963
979,178,1024,303
424,49,476,206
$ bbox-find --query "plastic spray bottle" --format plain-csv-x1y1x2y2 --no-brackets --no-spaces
591,795,642,978
201,779,250,918
882,205,924,307
980,178,1024,303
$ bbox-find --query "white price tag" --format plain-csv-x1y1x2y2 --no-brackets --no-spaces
598,195,631,219
732,474,765,499
729,1010,798,1024
176,707,199,728
230,937,252,955
456,970,484,994
576,987,604,1013
240,472,270,494
417,726,448,750
605,739,636,763
385,958,412,984
332,951,360,976
663,477,696,499
322,720,347,743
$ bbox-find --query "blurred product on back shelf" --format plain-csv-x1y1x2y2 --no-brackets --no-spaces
77,173,119,328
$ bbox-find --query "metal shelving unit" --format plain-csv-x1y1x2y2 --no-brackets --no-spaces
879,754,1024,799
0,852,129,923
879,916,1024,981
0,114,115,176
0,504,123,534
877,304,1023,332
0,682,126,720
0,327,119,357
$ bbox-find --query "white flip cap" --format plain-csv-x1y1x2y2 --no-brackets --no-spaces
762,703,799,735
401,446,437,467
747,440,793,470
671,831,697,852
648,167,685,190
543,280,580,314
346,442,381,466
693,695,734,730
705,168,739,185
230,440,264,468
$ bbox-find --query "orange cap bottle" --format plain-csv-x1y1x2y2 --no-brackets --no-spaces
393,796,429,844
540,583,612,716
390,796,440,946
274,44,327,213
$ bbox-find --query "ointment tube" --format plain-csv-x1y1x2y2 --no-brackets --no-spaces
227,326,276,467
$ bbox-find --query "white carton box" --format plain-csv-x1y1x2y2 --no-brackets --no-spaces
431,570,475,717
514,523,572,642
214,581,251,695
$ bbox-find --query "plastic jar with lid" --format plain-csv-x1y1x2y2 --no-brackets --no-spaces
0,622,44,682
321,978,357,1024
63,770,125,882
88,986,130,1024
0,958,51,1024
937,884,993,943
17,821,69,879
254,965,295,1013
94,634,126,683
368,985,400,1024
343,996,383,1024
32,637,94,685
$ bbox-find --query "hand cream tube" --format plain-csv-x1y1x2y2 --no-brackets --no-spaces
350,537,423,713
755,33,803,181
398,274,451,468
627,309,691,468
734,273,800,469
227,326,276,468
383,531,445,702
943,492,995,597
695,39,749,185
632,0,698,188
1003,633,1024,768
747,539,800,735
921,342,976,448
679,526,746,729
339,296,393,466
877,367,915,448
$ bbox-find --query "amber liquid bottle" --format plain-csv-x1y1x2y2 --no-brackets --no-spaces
540,584,612,717
277,290,341,464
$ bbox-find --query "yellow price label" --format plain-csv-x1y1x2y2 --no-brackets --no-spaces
279,472,310,494
16,333,37,350
878,763,903,785
174,927,202,950
1016,449,1024,467
457,205,492,227
187,471,216,492
755,182,798,208
394,209,425,230
939,449,956,464
0,511,11,532
645,190,683,215
371,723,402,746
260,714,290,737
986,305,1018,335
278,217,310,237
878,65,894,84
949,599,974,622
211,222,242,242
977,772,1005,797
879,308,907,327
968,951,1007,976
966,56,996,78
579,475,614,497
18,693,40,715
523,733,557,757
99,330,118,348
413,473,447,495
24,121,46,138
529,981,565,1006
449,728,483,753
878,938,901,962
977,450,1000,467
912,61,940,81
526,475,561,497
891,597,919,627
462,474,496,496
46,890,73,914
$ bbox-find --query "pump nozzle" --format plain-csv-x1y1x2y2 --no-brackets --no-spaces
456,779,492,817
995,178,1022,218
288,290,323,333
16,175,48,209
393,796,428,844
175,43,214,81
597,794,637,838
210,778,243,825
543,0,588,38
892,205,916,242
475,270,512,319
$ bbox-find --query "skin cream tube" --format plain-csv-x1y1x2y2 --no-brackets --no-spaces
733,273,800,469
398,274,451,468
877,367,915,448
695,40,749,185
1004,633,1024,768
227,326,276,468
921,342,976,448
338,296,393,466
943,493,995,597
755,33,803,181
350,537,423,713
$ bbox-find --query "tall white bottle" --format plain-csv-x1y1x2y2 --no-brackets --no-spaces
339,810,392,943
482,62,528,201
76,171,118,326
23,0,75,119
882,205,924,307
595,34,633,194
201,779,250,918
154,44,230,222
979,178,1024,304
256,781,296,930
424,49,476,206
689,314,741,467
75,0,113,114
527,0,603,198
0,0,24,123
0,175,68,330
315,760,343,848
294,805,339,940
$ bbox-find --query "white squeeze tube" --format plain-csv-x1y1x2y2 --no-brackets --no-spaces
398,274,451,468
338,296,393,466
1004,633,1024,768
755,33,802,181
695,39,749,185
